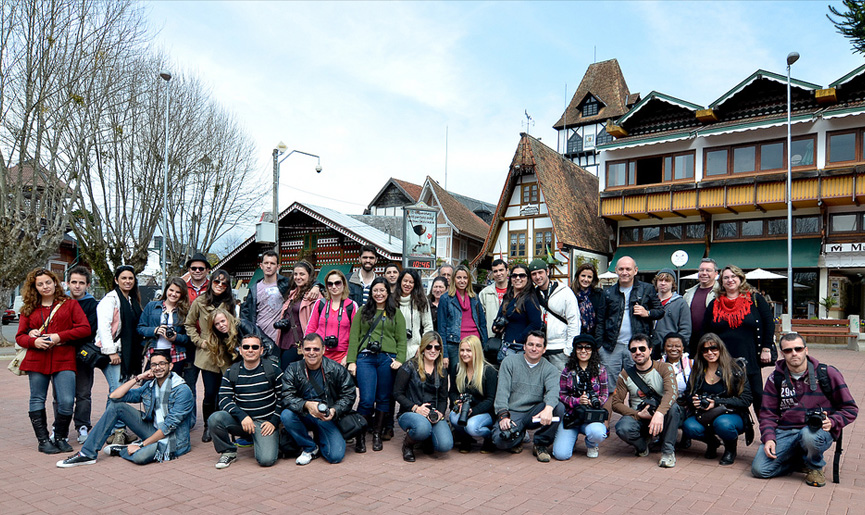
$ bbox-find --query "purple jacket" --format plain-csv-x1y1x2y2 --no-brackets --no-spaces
759,356,857,442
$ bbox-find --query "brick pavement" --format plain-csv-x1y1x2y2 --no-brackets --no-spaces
0,347,862,514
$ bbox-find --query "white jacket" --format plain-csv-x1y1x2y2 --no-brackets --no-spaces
683,284,716,307
538,283,581,354
95,290,122,355
398,294,433,360
478,283,503,337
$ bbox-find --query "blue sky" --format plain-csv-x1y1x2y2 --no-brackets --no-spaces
146,1,863,221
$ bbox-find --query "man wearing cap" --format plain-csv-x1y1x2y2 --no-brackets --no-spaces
529,258,580,371
650,268,691,358
683,258,717,354
185,253,211,303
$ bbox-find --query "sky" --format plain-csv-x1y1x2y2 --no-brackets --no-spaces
145,0,864,236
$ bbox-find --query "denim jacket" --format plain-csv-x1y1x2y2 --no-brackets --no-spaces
437,293,488,345
113,371,194,460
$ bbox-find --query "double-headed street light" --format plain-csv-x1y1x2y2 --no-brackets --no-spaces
272,142,321,269
159,70,172,291
786,51,799,317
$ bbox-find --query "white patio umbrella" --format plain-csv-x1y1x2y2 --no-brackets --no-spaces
745,268,786,280
681,272,700,280
598,271,618,280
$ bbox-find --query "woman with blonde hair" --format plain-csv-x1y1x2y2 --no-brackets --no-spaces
437,265,487,374
449,335,497,453
392,331,452,461
305,269,358,365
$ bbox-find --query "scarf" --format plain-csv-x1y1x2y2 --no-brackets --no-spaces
576,288,595,334
116,287,143,377
713,294,752,330
456,290,471,313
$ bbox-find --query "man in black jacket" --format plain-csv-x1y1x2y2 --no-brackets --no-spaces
280,333,357,465
240,250,291,345
594,257,663,383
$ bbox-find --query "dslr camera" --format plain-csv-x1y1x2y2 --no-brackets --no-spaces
806,408,826,432
637,398,659,416
317,402,330,415
366,340,382,354
164,326,176,339
500,421,522,443
427,408,442,424
457,393,472,427
576,372,602,409
273,318,292,330
324,335,338,349
492,315,508,333
698,394,715,410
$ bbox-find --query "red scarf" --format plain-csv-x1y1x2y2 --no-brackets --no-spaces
713,294,752,329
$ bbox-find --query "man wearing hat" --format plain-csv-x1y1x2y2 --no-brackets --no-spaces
529,258,580,371
185,253,211,303
650,268,691,358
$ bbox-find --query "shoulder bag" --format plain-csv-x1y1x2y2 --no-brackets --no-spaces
9,301,66,376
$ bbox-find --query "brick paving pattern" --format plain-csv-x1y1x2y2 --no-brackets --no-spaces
0,347,862,514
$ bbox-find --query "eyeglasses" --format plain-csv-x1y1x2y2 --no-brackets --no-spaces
189,266,206,272
510,273,528,279
574,345,592,351
425,344,442,351
781,346,806,355
150,361,170,369
701,346,720,354
303,347,322,353
629,345,648,354
326,280,343,287
212,279,228,286
241,344,260,350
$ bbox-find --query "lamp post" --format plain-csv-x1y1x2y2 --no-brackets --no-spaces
159,70,172,292
786,52,799,317
272,142,322,270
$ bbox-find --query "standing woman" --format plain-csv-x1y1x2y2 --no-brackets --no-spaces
393,331,452,462
305,269,358,365
185,269,236,443
395,269,433,362
427,276,448,332
346,277,407,453
138,277,191,366
383,263,400,293
95,265,143,445
681,333,753,465
16,269,90,454
449,335,497,453
276,261,322,370
702,265,774,415
437,265,487,374
491,263,543,362
571,263,603,336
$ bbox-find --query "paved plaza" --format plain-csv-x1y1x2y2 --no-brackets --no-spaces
0,346,862,514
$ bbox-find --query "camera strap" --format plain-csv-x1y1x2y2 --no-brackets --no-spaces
360,312,385,350
305,365,329,405
625,365,662,404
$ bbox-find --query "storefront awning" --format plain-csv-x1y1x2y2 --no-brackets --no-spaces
708,238,821,269
608,244,705,272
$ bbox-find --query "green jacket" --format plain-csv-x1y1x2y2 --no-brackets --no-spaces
346,309,407,364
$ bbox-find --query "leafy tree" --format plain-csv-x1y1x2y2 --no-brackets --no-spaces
828,0,865,54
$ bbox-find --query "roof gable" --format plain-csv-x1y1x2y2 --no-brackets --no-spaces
421,177,490,241
366,177,422,210
710,69,820,109
616,91,702,136
553,59,631,129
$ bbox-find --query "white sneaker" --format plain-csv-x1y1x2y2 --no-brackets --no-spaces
77,426,89,444
659,452,676,468
586,446,599,459
296,446,319,466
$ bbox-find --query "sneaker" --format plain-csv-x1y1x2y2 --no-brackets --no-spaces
108,429,127,446
804,468,826,487
587,446,599,459
635,446,650,457
77,426,89,444
103,444,128,457
533,445,551,463
215,452,237,470
235,437,254,448
508,443,523,454
659,452,677,468
296,446,320,466
56,452,96,468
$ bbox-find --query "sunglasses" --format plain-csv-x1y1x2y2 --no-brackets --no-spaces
701,346,720,354
575,344,592,351
781,346,806,355
425,344,442,351
326,280,343,287
189,266,206,272
212,279,228,286
241,344,260,350
303,347,322,353
629,345,648,354
150,361,170,368
510,273,528,279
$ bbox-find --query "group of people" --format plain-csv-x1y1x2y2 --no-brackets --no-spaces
12,248,857,487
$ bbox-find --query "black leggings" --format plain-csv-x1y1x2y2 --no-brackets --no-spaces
747,370,764,417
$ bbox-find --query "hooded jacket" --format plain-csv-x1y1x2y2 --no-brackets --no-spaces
535,282,581,354
651,292,692,350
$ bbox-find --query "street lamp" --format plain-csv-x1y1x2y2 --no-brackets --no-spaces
159,70,172,292
272,142,321,269
786,52,799,318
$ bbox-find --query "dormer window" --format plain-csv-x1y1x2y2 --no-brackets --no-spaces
582,96,599,117
567,132,583,154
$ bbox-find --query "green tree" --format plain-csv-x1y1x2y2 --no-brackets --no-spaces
828,0,865,54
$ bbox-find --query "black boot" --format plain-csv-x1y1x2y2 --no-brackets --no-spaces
52,413,74,453
355,415,373,453
201,402,215,443
29,410,60,455
382,412,395,441
402,434,417,462
704,434,720,460
720,439,738,466
372,411,384,452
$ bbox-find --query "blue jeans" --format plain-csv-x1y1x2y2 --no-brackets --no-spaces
355,352,395,415
599,343,633,386
100,364,124,430
491,402,564,449
448,411,493,438
29,371,75,414
615,404,682,455
445,342,460,377
683,414,744,442
280,409,346,464
208,411,279,467
553,422,607,461
398,412,453,452
751,427,835,478
81,402,162,464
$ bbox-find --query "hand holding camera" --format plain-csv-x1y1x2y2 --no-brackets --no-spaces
694,393,715,410
806,408,831,432
457,393,472,427
414,403,432,418
491,315,508,334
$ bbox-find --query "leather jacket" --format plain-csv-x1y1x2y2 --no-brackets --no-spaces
281,356,357,418
593,280,663,351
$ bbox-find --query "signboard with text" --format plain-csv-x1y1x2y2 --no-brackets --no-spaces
402,202,438,270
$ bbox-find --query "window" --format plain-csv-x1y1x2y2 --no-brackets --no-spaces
509,231,527,258
620,227,639,243
664,225,683,240
704,135,815,176
795,216,819,234
605,150,695,188
715,221,737,239
705,149,728,176
830,213,859,233
534,230,554,257
716,216,822,239
521,183,538,204
582,96,599,117
760,142,784,171
567,132,583,154
686,223,705,240
596,128,613,146
733,146,756,174
790,137,815,167
768,219,787,236
828,131,857,164
642,227,660,242
618,223,705,244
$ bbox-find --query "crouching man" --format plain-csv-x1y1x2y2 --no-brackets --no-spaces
57,350,193,467
281,333,357,465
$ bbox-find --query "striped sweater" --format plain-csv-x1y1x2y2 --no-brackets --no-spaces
217,361,284,426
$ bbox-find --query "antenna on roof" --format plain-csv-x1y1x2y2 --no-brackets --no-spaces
444,125,448,190
523,110,534,135
561,83,567,155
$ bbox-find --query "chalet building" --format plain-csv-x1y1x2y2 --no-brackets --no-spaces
473,133,610,286
553,59,640,177
597,63,865,319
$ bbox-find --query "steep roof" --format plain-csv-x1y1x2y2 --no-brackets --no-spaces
553,59,632,130
392,179,422,202
423,177,490,241
366,178,422,212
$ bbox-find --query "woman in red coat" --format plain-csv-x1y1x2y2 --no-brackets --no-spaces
16,268,90,454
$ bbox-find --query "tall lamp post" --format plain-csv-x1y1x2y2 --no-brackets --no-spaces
159,70,172,292
272,142,322,269
786,52,799,317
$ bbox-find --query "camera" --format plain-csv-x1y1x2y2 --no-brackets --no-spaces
366,340,382,354
576,372,601,409
164,327,176,339
698,394,715,410
406,328,413,339
492,315,508,333
317,402,329,415
637,399,659,416
324,335,338,349
806,408,826,432
427,409,442,424
500,422,522,442
457,393,472,427
273,319,292,330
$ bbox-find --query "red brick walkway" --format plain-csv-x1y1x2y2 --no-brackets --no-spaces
0,347,862,514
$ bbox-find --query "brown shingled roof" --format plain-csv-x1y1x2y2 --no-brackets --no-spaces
392,179,422,202
553,59,632,130
424,177,490,241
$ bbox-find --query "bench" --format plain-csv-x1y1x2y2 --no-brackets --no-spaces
789,319,858,344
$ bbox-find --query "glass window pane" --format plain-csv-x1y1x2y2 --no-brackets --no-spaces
706,150,728,176
831,214,857,232
741,220,763,236
760,142,784,171
620,227,638,243
733,146,756,173
686,223,705,239
795,216,819,234
664,225,682,240
791,138,814,166
768,219,787,235
608,163,625,187
675,154,694,179
829,133,856,163
664,156,672,182
715,221,737,239
628,162,635,185
642,226,660,241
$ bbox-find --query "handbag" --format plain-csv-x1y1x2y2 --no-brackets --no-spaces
77,341,109,369
484,336,503,363
336,411,368,440
563,406,608,429
8,301,65,376
695,405,729,426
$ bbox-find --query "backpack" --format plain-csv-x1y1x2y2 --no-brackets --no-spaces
316,299,356,321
